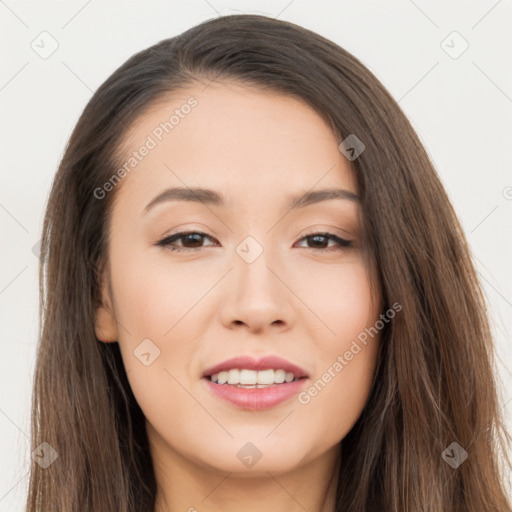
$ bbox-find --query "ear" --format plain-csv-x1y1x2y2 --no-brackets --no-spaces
94,269,119,343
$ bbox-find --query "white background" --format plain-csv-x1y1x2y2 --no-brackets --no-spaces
1,1,511,509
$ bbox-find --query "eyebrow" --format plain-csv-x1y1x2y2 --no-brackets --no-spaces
143,186,361,213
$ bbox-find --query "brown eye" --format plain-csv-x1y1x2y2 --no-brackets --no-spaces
296,232,353,251
156,231,218,252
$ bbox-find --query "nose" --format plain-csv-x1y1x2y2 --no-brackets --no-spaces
218,245,294,334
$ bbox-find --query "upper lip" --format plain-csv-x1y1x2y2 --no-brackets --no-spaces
202,355,309,379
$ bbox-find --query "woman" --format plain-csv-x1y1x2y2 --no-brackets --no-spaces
26,13,511,512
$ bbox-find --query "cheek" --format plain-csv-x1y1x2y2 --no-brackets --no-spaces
294,260,380,436
297,259,376,339
110,251,199,437
108,247,206,402
111,248,206,340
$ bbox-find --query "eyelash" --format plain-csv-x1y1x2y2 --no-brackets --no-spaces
156,230,353,253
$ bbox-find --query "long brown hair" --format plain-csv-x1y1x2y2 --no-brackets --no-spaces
26,14,511,511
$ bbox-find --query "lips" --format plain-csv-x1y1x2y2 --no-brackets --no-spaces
201,355,309,410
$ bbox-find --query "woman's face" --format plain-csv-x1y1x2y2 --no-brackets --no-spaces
95,81,383,476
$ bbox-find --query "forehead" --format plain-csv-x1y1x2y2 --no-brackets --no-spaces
114,81,358,210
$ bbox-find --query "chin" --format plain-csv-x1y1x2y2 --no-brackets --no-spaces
191,439,309,476
203,455,305,477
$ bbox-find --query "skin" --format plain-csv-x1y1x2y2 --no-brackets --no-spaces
95,80,383,512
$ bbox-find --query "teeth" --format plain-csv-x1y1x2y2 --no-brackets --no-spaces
240,369,258,385
227,369,240,384
209,369,300,385
274,369,286,383
255,369,274,385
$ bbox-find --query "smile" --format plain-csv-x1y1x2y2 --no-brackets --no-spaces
202,355,309,410
209,368,300,386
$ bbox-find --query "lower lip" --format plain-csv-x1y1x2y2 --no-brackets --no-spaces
203,377,308,410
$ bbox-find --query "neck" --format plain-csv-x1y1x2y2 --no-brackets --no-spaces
151,431,341,512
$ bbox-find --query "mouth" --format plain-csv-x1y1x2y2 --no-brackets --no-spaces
207,368,305,387
201,356,309,410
